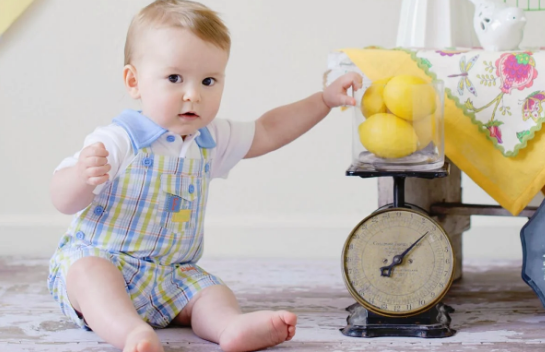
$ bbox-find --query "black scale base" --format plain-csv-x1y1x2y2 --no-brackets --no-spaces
340,302,456,338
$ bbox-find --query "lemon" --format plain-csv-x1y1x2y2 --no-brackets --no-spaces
360,77,391,118
413,114,437,150
383,75,437,121
358,113,418,159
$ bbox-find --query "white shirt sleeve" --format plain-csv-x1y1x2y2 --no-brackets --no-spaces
54,124,135,195
208,119,255,179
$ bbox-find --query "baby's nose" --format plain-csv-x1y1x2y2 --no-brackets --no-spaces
183,87,201,102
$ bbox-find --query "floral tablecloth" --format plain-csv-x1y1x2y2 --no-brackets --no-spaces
328,48,545,215
417,49,544,157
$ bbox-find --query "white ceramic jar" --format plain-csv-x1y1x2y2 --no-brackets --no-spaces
396,0,478,48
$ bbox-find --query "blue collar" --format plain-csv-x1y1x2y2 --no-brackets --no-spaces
113,109,216,152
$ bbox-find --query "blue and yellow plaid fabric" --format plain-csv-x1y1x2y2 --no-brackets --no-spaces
48,140,222,329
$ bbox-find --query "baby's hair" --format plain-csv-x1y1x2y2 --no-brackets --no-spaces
124,0,231,65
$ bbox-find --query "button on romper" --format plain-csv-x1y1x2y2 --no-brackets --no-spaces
48,111,223,329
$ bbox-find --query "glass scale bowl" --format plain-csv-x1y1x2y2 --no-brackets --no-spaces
351,76,445,171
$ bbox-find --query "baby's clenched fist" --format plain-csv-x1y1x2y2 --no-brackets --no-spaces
77,142,111,186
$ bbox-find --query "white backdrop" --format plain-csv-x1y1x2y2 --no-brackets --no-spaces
1,0,544,260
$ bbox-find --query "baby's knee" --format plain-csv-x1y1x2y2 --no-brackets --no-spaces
66,256,118,283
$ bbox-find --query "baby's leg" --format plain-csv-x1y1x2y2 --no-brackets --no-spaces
173,285,297,352
66,257,163,352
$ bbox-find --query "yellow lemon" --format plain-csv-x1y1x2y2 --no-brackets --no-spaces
360,77,391,118
358,113,418,159
383,75,437,121
413,114,437,150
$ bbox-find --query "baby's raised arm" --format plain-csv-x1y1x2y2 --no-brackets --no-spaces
50,143,111,214
245,72,362,158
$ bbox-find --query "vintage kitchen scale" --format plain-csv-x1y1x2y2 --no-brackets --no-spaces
338,75,457,338
340,163,456,338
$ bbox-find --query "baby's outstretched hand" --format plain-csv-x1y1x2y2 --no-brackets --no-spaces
322,72,363,109
77,142,111,186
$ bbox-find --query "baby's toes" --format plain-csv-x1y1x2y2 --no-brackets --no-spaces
286,325,296,340
279,310,297,328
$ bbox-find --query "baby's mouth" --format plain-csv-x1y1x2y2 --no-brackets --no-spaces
179,112,199,118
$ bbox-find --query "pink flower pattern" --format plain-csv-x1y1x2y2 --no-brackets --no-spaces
487,126,503,144
496,52,538,94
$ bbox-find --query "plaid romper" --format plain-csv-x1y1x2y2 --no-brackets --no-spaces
48,111,223,329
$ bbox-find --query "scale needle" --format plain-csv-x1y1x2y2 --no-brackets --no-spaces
379,232,429,277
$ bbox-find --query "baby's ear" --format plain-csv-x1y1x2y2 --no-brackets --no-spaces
123,65,140,99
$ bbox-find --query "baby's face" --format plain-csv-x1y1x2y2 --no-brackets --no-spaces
132,27,229,136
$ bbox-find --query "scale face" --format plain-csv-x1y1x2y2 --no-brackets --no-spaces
342,207,455,318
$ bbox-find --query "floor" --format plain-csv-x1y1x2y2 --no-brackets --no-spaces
0,257,544,352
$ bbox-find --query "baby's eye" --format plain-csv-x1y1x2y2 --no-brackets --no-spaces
168,75,182,83
202,77,216,86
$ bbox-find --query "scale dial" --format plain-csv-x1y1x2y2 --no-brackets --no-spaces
342,207,454,317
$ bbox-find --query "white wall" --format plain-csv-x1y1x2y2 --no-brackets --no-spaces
1,0,544,261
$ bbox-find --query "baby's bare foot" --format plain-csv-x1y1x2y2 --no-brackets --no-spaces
219,310,297,352
123,325,164,352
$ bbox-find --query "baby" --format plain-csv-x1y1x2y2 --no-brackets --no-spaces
48,1,362,351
